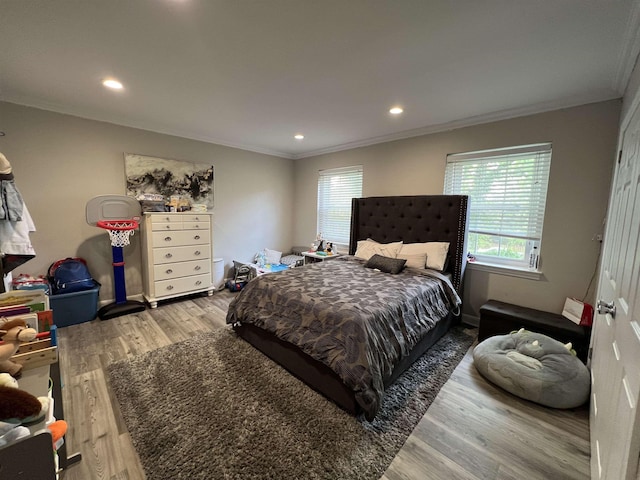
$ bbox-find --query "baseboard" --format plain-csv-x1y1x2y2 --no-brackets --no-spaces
462,313,479,327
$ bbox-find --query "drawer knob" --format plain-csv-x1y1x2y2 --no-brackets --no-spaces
166,285,174,290
166,269,173,274
165,225,171,229
165,253,173,258
165,236,172,242
195,280,202,286
195,265,201,271
194,250,201,256
194,235,201,240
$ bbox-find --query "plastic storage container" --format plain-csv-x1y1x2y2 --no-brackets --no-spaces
49,282,100,327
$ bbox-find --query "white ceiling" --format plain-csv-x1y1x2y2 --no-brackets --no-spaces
1,0,638,159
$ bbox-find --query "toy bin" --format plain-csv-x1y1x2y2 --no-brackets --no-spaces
49,282,100,327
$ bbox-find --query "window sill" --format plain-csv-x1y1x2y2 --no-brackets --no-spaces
466,261,543,280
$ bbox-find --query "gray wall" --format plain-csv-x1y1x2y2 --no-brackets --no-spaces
0,99,622,319
0,101,295,302
293,100,621,319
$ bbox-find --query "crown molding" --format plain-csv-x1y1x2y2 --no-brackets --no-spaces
3,92,621,162
292,93,621,159
0,96,295,159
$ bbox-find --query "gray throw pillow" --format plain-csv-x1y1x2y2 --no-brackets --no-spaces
364,254,406,274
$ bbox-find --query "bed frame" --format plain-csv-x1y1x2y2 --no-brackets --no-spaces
234,195,469,416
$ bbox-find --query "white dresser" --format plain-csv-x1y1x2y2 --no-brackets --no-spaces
140,212,214,308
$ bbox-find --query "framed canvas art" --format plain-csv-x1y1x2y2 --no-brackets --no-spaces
124,153,214,210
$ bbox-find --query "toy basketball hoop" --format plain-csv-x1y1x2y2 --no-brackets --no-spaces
97,219,139,248
86,195,145,320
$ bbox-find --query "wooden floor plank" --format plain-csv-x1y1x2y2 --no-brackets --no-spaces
55,290,590,480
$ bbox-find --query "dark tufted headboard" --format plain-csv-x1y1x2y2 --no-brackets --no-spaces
349,195,469,294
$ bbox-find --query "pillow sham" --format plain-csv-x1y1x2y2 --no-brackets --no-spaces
364,254,407,274
424,242,450,271
265,248,282,265
354,239,403,261
398,242,450,271
397,252,428,269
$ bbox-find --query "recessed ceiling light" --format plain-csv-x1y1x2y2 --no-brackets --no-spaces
103,78,123,90
389,107,403,115
294,134,305,140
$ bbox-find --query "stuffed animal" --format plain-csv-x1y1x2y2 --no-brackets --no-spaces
0,379,56,447
0,373,18,388
0,385,42,422
48,420,67,449
0,375,51,425
0,318,37,378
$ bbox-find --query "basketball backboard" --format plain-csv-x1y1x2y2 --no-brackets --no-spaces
86,195,141,226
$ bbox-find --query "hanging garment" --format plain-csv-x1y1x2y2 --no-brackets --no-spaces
0,200,36,274
0,174,24,221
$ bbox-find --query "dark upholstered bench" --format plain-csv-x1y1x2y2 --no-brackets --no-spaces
479,300,591,362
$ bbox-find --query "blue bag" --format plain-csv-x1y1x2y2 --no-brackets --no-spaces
47,257,95,295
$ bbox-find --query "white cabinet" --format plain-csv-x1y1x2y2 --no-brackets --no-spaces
140,213,214,308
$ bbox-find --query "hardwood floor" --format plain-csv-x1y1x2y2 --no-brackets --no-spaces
57,290,590,480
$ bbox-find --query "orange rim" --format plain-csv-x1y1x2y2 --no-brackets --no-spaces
96,219,138,231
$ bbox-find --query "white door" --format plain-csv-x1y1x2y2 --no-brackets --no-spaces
590,101,640,479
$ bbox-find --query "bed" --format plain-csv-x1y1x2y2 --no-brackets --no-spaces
226,195,469,420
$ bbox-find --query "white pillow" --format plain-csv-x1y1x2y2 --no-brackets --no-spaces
398,242,450,271
397,252,427,269
265,248,282,265
354,239,403,261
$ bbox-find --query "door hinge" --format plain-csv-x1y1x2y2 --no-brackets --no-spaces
618,150,622,164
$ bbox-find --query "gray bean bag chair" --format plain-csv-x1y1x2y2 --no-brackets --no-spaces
473,329,590,408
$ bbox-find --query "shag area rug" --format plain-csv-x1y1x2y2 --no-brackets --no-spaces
108,325,475,480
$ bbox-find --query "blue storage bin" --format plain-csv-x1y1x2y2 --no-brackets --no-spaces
49,282,100,327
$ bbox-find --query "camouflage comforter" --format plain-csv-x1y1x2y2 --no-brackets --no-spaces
226,255,461,420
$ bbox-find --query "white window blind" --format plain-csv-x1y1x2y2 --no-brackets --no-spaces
444,143,551,268
317,165,363,245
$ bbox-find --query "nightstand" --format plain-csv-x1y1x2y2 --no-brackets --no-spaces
302,252,341,265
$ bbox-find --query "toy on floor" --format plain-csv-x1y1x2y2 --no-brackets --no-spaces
0,318,37,377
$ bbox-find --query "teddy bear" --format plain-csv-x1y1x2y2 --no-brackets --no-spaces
0,318,38,378
0,372,49,425
0,373,67,448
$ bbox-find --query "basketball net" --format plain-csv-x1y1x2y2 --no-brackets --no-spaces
97,220,138,248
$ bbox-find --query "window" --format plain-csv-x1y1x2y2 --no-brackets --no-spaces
444,143,551,270
317,165,363,245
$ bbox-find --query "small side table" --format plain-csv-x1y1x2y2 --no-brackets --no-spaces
302,252,341,265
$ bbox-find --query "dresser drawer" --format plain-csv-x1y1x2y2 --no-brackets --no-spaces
182,219,211,230
154,273,212,297
182,213,211,223
153,245,211,264
153,259,211,281
151,229,210,247
151,214,184,224
152,222,182,232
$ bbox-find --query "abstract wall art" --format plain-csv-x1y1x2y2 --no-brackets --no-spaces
124,153,214,210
